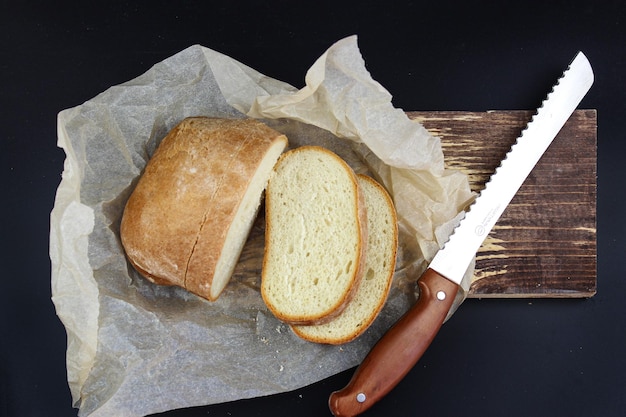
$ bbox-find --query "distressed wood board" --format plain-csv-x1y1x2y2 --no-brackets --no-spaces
407,110,597,298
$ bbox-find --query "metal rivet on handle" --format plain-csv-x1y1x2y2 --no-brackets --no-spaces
437,291,446,301
356,393,366,403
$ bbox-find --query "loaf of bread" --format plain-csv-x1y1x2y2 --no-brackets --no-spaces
120,117,288,301
291,174,398,344
261,146,368,325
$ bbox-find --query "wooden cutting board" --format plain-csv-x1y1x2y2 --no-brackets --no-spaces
407,110,597,298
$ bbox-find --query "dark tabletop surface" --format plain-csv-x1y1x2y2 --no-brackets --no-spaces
2,1,625,416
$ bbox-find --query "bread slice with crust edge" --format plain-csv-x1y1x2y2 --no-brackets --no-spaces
291,174,398,344
261,145,368,325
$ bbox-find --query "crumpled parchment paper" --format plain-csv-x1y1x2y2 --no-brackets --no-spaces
50,35,474,417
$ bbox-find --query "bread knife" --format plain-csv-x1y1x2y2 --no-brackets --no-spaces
329,52,594,417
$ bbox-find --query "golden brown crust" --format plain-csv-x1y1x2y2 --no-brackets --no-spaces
260,146,368,325
120,117,287,300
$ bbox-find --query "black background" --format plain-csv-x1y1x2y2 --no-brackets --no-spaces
2,1,625,416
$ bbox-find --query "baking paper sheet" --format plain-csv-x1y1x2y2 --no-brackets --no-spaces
50,35,473,417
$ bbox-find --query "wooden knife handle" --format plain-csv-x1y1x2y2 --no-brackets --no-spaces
328,268,459,417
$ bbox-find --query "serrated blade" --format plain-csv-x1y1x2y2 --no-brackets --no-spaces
429,51,594,284
329,52,594,417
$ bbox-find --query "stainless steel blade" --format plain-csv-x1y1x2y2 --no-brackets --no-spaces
429,52,594,284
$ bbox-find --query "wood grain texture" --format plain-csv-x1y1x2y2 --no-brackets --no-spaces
407,110,597,298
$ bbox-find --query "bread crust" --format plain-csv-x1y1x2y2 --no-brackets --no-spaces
261,146,368,325
120,117,287,301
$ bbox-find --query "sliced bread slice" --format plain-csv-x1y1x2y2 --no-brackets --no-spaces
292,174,398,344
261,146,368,325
